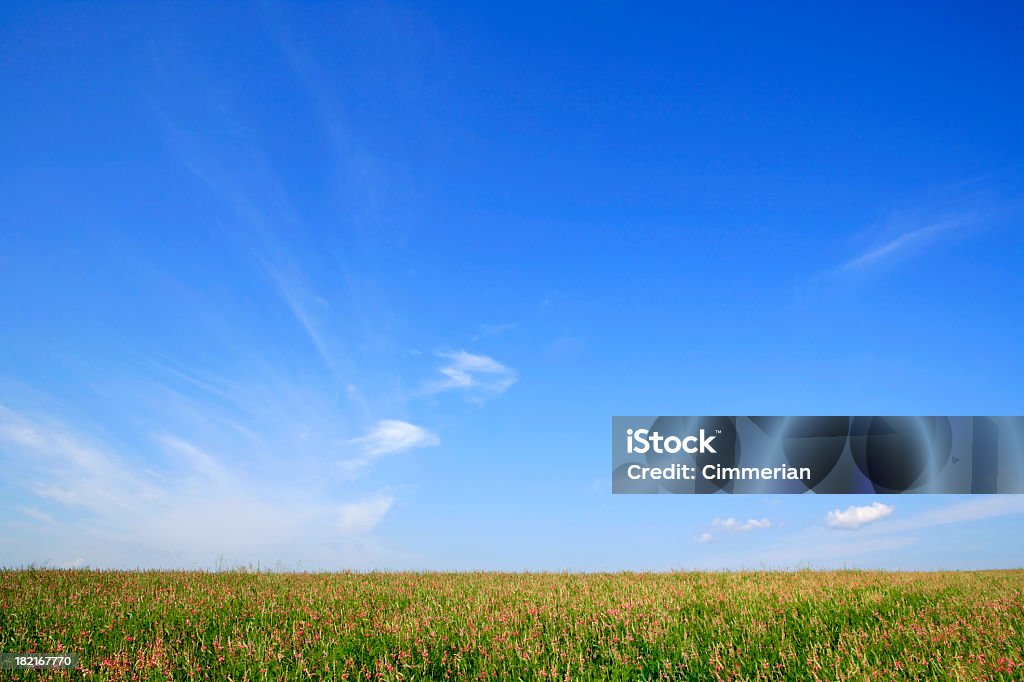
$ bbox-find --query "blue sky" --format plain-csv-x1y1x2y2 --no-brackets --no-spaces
2,1,1023,571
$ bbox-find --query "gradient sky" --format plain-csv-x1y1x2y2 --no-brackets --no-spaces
2,2,1023,571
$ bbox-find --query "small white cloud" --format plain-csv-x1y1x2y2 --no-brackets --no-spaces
713,517,772,532
827,502,894,530
349,420,440,457
339,495,393,535
341,420,440,478
695,532,714,544
425,350,517,400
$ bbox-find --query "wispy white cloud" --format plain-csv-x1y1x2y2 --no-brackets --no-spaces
713,497,1024,569
862,496,1024,535
262,262,345,376
840,217,973,272
695,517,773,544
0,422,47,449
155,434,232,486
470,323,517,341
17,506,56,525
340,495,394,535
827,502,894,530
349,419,440,457
828,208,988,278
0,405,406,568
424,350,517,401
341,419,439,477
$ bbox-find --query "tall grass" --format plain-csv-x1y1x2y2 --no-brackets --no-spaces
1,569,1021,680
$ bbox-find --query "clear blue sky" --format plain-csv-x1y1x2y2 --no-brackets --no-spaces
2,2,1023,570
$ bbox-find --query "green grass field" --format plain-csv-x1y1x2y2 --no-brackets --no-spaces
1,569,1022,680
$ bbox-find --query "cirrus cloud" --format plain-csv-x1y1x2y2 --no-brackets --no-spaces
341,419,440,477
0,404,406,568
424,350,517,402
349,420,440,457
339,495,394,535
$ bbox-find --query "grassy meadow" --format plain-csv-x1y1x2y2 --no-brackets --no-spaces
1,569,1022,680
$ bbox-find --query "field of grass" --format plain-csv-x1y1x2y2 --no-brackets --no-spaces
1,569,1022,680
